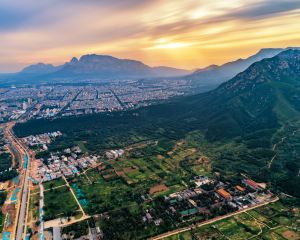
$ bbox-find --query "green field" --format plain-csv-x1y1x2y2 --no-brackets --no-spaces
43,185,80,221
43,177,66,190
29,190,40,221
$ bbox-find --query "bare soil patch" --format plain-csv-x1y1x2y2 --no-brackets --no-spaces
282,230,299,240
149,184,169,195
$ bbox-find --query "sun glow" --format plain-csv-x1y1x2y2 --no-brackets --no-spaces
1,0,300,72
148,42,193,49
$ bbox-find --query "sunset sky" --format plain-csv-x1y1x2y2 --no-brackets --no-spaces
1,0,300,72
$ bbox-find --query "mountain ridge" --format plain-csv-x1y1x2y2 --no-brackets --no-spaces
20,54,191,78
130,49,300,140
187,47,300,91
21,63,62,74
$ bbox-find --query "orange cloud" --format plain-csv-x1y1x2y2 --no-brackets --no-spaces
0,0,300,72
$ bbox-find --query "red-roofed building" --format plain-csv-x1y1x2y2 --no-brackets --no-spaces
235,185,245,192
216,188,232,200
244,179,260,190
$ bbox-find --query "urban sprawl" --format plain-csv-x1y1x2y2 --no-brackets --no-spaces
0,79,189,123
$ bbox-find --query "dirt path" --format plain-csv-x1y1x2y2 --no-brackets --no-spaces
44,215,90,229
267,128,300,169
42,184,67,193
62,176,87,217
244,212,263,239
268,136,286,169
83,172,92,184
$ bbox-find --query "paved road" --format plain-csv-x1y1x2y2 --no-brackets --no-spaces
39,184,45,240
5,123,30,240
16,160,29,240
53,227,62,240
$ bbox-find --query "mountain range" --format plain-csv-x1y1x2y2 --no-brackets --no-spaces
137,49,300,140
21,48,292,81
20,54,190,78
2,47,298,90
187,47,300,90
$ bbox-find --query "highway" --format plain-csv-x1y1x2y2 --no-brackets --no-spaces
15,153,29,240
4,122,31,240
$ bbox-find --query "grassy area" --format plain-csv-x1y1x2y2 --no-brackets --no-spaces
15,126,300,239
75,141,88,153
30,186,40,195
28,190,40,222
43,177,66,190
43,185,80,221
164,225,225,240
212,217,254,239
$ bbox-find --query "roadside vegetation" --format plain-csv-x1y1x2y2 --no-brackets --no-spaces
0,191,7,232
0,133,18,182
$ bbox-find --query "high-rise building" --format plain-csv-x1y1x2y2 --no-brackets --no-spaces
22,102,28,110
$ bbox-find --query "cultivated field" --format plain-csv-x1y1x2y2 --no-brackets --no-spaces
163,201,300,240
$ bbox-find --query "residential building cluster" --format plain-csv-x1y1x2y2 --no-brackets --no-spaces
140,176,274,227
23,131,62,152
105,149,125,159
36,146,98,182
0,78,191,123
0,102,26,123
